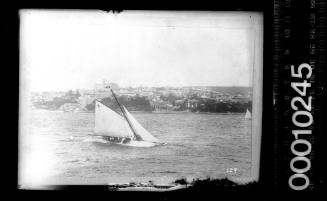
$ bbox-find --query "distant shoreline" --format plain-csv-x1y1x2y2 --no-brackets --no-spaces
31,107,246,115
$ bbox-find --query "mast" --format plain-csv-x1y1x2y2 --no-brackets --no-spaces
106,86,141,140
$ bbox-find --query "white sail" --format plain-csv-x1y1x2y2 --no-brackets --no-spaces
245,108,252,119
94,101,134,138
123,106,160,143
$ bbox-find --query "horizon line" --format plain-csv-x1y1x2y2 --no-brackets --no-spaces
30,85,252,93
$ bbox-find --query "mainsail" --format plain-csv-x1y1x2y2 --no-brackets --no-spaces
94,101,134,138
123,106,160,143
245,108,252,119
94,99,160,143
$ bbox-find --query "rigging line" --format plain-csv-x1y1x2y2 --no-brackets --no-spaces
107,86,140,140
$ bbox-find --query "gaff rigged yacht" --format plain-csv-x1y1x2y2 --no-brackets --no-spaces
94,87,160,147
244,108,252,120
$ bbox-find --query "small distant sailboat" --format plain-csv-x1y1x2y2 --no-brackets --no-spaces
245,108,252,120
94,86,160,147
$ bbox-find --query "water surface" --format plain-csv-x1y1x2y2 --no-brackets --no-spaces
20,109,251,185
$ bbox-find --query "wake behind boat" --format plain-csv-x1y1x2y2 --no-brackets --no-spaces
94,86,161,147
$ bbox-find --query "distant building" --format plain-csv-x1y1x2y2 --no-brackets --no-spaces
187,99,199,109
59,103,84,112
78,94,96,108
31,91,66,102
139,91,154,97
118,89,137,97
174,99,184,106
95,92,111,100
79,89,95,96
151,100,171,111
231,96,250,103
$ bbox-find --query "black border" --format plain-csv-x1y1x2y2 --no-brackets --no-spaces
6,0,270,195
5,0,326,197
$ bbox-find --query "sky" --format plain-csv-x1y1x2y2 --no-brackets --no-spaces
20,10,262,92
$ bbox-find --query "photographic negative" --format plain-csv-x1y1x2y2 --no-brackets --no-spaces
19,10,263,190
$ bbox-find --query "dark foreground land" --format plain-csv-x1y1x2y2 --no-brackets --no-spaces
104,177,259,192
173,177,259,192
42,177,259,192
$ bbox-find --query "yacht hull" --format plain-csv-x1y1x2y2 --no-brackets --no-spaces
101,136,160,147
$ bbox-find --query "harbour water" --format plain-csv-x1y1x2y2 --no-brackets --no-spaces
19,109,252,186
